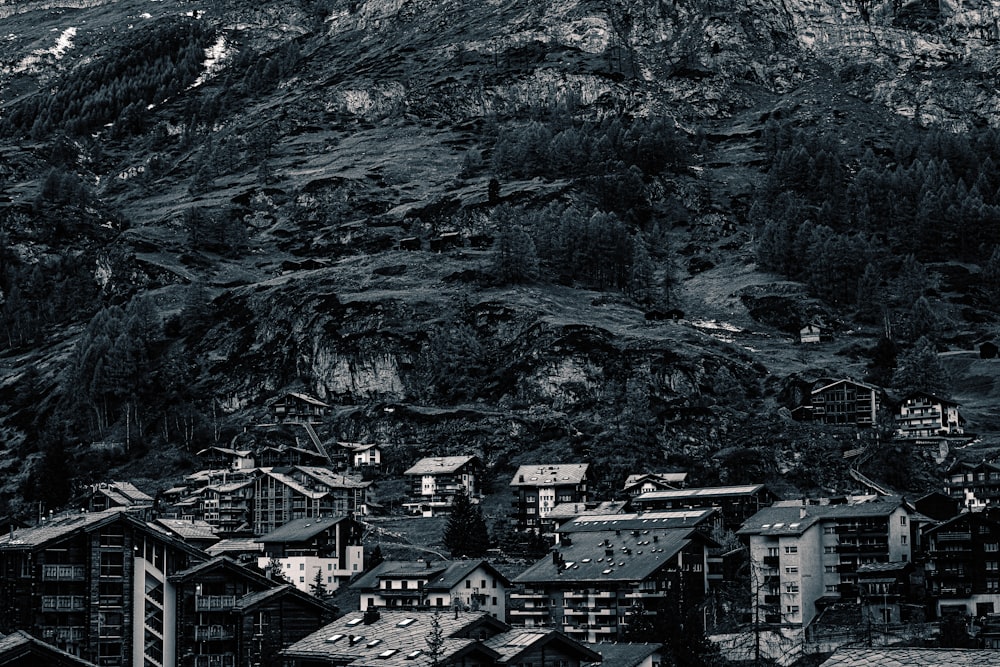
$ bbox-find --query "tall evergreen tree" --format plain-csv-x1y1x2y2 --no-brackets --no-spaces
443,492,489,558
892,336,949,397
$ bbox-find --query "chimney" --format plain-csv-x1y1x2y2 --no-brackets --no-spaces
800,506,808,519
363,608,380,625
426,560,432,568
519,475,524,483
653,535,659,543
349,635,357,646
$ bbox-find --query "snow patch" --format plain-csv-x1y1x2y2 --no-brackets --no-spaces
190,35,230,88
9,26,76,74
690,319,743,333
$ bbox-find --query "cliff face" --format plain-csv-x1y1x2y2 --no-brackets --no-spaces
1,0,999,501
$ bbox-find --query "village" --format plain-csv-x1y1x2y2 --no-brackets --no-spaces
0,381,999,667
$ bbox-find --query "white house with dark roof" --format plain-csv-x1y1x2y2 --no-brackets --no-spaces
895,391,964,439
509,464,590,532
351,559,510,620
256,515,364,594
403,456,482,516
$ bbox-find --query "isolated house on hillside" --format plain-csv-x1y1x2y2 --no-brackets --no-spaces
896,391,964,439
509,464,590,533
403,456,483,517
810,378,886,427
799,321,831,344
272,392,330,423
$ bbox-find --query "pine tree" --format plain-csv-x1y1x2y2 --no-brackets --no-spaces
892,336,949,396
309,567,328,599
628,235,655,304
443,492,489,558
491,224,539,284
267,557,292,585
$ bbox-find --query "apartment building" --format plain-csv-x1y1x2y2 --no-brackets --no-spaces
403,456,483,517
0,509,207,667
252,467,371,535
809,378,885,427
896,391,963,439
738,496,916,634
944,461,1000,509
256,516,364,594
509,464,590,532
511,527,717,643
924,509,1000,618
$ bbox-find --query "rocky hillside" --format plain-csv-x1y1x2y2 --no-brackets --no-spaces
0,0,998,513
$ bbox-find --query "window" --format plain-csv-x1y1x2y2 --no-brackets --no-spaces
482,580,487,589
784,546,798,554
785,583,799,593
824,526,836,534
826,585,837,593
493,597,498,605
299,577,304,583
988,561,999,571
901,535,908,546
300,563,305,570
987,543,999,552
466,580,472,589
785,566,798,574
786,605,799,614
824,566,836,573
900,516,907,526
989,579,1000,593
825,546,837,554
767,547,779,557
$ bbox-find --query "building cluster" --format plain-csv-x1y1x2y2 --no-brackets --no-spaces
789,377,965,440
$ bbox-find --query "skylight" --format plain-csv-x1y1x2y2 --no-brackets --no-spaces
379,649,399,658
396,618,417,627
327,634,345,643
366,639,382,648
346,618,364,626
406,650,423,660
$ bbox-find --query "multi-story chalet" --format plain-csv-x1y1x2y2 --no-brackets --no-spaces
403,456,482,517
281,609,601,667
923,509,1000,618
79,482,154,514
351,560,509,620
511,527,717,643
271,392,330,424
252,467,371,535
629,484,780,531
896,391,963,439
0,509,208,667
256,516,364,594
855,561,915,627
195,447,256,470
945,461,1000,509
169,556,333,667
622,472,687,497
509,464,590,533
738,496,917,636
199,478,255,535
809,378,885,427
255,445,329,468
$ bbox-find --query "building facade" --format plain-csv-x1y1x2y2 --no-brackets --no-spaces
924,510,1000,618
256,516,364,594
509,464,590,533
810,379,885,427
896,392,963,439
403,456,482,517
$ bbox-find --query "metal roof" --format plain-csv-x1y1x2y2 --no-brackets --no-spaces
258,516,350,543
510,464,590,487
559,509,717,533
404,456,478,476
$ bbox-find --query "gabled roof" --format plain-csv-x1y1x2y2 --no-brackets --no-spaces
0,510,207,561
923,509,1000,536
281,610,505,667
0,629,99,666
233,584,332,614
257,469,328,499
482,628,601,663
558,509,718,533
91,481,154,505
900,391,960,406
291,466,371,489
623,473,684,492
812,378,884,394
168,555,274,588
258,516,352,543
425,559,511,591
152,519,219,544
350,561,449,591
633,484,773,502
515,528,716,585
206,537,264,557
819,647,1000,667
404,456,480,476
284,392,330,408
510,463,590,487
584,642,663,667
738,497,910,537
546,501,629,522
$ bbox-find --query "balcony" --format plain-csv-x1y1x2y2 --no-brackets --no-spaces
836,563,856,573
99,625,124,639
195,595,236,612
42,626,85,642
509,608,550,617
936,532,973,543
42,565,86,581
510,592,548,600
835,524,884,535
41,596,86,612
763,595,780,604
837,543,887,554
195,625,235,642
762,556,779,567
193,656,236,667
